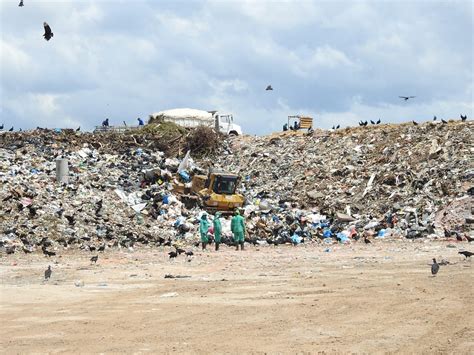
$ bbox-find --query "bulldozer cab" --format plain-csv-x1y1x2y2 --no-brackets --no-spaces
209,174,239,195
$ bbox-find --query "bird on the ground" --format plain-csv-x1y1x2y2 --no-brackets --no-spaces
42,246,56,257
18,0,24,7
370,120,375,125
90,255,98,263
364,237,371,244
44,265,52,280
454,231,463,242
6,246,16,254
412,120,418,126
441,119,448,124
43,22,54,41
176,247,186,255
433,116,437,121
465,235,474,243
97,244,106,252
185,251,194,257
458,251,473,259
265,85,273,91
399,96,415,101
431,258,439,275
460,114,467,121
168,251,178,259
9,127,14,132
76,126,80,131
376,118,381,124
64,215,75,226
0,123,3,129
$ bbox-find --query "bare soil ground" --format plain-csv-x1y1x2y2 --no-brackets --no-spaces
1,240,473,354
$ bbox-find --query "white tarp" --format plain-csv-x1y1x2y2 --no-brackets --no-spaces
150,108,213,122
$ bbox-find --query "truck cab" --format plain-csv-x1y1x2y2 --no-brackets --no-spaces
211,112,243,136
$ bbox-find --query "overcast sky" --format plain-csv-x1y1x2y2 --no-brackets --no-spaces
1,0,472,135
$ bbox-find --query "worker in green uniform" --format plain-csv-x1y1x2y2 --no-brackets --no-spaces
199,213,210,250
213,212,222,251
231,209,246,250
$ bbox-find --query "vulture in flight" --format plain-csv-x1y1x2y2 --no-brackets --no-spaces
265,85,273,91
43,22,54,41
399,96,415,101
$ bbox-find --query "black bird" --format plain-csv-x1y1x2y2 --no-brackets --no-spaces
265,85,273,91
336,124,340,129
185,251,194,257
458,251,473,259
460,114,467,121
376,118,381,124
43,22,54,41
90,255,98,263
97,244,106,252
44,265,52,280
441,119,448,124
363,121,368,126
19,0,24,7
465,235,474,243
370,120,375,125
0,123,3,129
433,116,437,121
168,251,178,259
42,246,56,257
123,120,127,127
359,121,364,126
9,126,14,132
332,125,335,130
454,231,463,242
76,126,80,131
176,247,186,255
399,96,415,101
412,120,418,126
431,258,439,275
364,237,371,244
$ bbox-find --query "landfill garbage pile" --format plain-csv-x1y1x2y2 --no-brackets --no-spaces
1,121,473,256
211,121,473,241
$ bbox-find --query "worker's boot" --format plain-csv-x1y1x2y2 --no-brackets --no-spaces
202,243,207,250
240,241,244,250
235,243,239,251
215,243,219,251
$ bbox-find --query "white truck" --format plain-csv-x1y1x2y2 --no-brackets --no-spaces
149,108,243,136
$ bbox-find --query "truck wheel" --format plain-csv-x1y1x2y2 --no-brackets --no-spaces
229,131,238,136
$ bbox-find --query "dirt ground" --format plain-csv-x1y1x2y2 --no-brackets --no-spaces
1,239,473,354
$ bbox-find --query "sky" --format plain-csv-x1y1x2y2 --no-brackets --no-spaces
0,0,472,135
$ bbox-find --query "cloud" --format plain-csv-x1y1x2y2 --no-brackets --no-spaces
0,0,472,135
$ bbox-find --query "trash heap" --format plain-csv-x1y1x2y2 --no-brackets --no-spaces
211,121,473,242
1,121,473,255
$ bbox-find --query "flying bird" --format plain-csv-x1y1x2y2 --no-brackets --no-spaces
9,127,14,131
431,258,439,276
18,0,24,7
370,120,375,125
412,120,418,126
76,126,80,131
123,120,127,127
265,85,273,91
0,123,3,129
441,119,448,124
90,255,98,263
399,96,415,101
336,124,340,129
433,116,437,121
458,251,473,259
376,118,381,124
44,265,52,280
43,22,54,41
460,114,467,121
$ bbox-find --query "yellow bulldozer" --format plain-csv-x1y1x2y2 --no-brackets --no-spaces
173,169,245,213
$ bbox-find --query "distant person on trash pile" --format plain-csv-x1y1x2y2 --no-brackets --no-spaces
199,213,210,250
283,123,288,131
213,212,222,251
102,118,109,127
293,121,300,130
231,209,246,251
137,117,144,126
